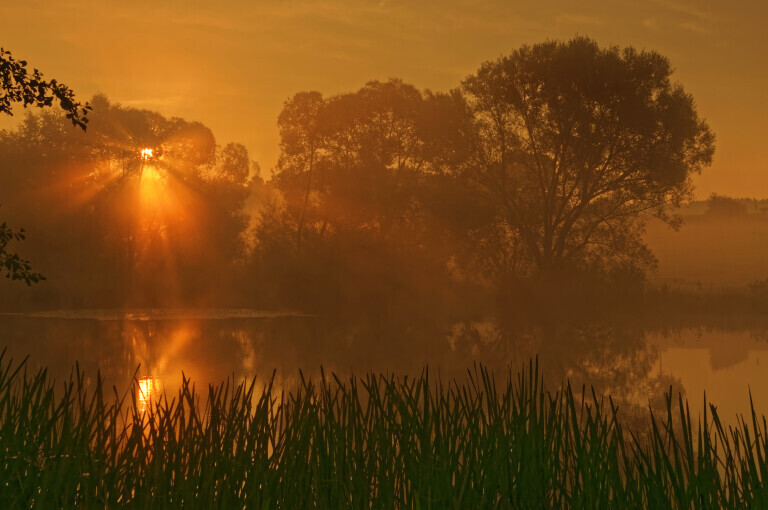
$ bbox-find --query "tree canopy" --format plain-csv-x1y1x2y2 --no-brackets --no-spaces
0,48,91,130
0,38,718,313
248,80,474,309
0,48,92,285
0,95,252,305
273,80,469,246
462,37,714,281
250,38,716,311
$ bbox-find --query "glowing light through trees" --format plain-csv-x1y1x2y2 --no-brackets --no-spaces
139,164,166,209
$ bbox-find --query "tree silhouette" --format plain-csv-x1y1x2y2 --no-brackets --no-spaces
0,95,252,305
274,80,471,247
0,48,91,285
462,37,715,282
704,193,748,218
0,48,91,129
253,80,474,309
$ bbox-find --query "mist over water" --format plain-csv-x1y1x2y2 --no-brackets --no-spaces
7,5,768,502
3,307,768,426
0,37,764,432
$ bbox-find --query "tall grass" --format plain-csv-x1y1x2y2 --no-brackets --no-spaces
1,349,767,508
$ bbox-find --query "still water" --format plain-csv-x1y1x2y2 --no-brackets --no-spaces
1,309,766,424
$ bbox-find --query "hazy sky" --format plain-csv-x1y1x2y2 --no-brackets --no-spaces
2,0,766,197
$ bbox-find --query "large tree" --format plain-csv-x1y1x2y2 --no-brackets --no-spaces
462,37,714,281
0,48,91,285
273,80,470,249
253,80,473,308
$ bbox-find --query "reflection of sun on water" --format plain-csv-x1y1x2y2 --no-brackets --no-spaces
137,375,162,412
128,324,193,413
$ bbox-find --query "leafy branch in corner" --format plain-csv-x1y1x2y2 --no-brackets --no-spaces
0,48,91,285
0,47,92,130
0,222,44,286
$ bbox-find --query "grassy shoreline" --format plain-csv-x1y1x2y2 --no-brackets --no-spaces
2,351,767,508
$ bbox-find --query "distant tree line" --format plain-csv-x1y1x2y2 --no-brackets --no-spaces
0,95,258,308
667,195,768,218
250,37,713,313
0,37,715,316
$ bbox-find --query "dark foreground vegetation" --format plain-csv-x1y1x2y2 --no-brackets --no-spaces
2,352,768,509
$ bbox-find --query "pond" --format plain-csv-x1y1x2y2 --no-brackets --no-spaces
1,309,766,425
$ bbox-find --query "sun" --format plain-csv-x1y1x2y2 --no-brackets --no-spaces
140,148,154,160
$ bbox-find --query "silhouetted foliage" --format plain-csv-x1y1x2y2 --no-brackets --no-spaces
0,221,39,285
0,38,720,322
704,193,748,218
273,81,471,243
0,96,252,307
0,48,91,129
462,37,715,283
0,49,91,286
251,80,475,311
253,38,715,314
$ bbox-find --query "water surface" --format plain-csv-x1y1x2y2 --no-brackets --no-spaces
1,309,766,424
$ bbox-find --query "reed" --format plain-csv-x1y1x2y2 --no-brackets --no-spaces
1,349,766,508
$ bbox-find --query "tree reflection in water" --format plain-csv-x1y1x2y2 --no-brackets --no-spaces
0,311,691,425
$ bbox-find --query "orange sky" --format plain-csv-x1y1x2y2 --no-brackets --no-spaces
2,0,767,198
